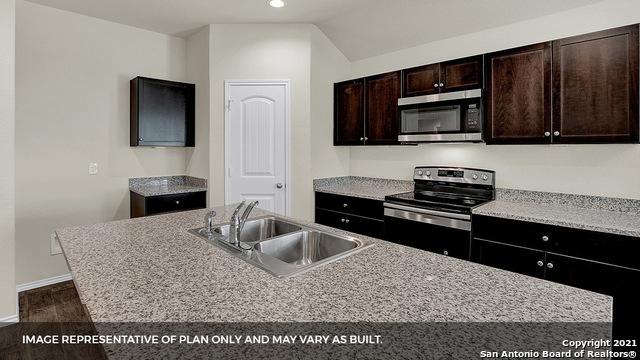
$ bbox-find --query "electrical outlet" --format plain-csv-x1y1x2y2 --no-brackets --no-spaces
50,233,62,255
88,162,98,175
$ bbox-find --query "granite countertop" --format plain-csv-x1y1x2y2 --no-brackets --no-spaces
129,175,207,197
313,176,413,201
55,205,611,323
473,189,640,238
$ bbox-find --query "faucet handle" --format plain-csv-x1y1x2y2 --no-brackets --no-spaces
204,210,217,234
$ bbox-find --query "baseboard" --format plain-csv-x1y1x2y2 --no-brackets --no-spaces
16,273,73,293
0,314,19,325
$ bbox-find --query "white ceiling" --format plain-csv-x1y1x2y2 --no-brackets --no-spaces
25,0,603,60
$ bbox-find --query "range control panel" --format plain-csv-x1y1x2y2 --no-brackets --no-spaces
414,166,495,185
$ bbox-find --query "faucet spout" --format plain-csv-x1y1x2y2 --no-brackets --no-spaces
238,201,259,236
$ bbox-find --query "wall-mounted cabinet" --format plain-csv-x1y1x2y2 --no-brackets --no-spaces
484,43,552,144
130,77,195,147
485,25,639,144
552,25,639,143
334,71,401,146
402,55,482,97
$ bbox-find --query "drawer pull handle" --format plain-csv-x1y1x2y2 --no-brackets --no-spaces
546,262,554,269
541,235,549,242
537,260,544,267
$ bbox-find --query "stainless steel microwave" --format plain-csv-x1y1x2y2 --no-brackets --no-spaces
397,89,483,143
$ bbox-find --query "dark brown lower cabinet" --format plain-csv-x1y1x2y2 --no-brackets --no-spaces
315,208,384,239
472,215,640,345
130,191,206,218
314,192,384,239
471,239,545,278
545,253,640,341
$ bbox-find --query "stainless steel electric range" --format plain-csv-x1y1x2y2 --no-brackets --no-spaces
384,166,495,259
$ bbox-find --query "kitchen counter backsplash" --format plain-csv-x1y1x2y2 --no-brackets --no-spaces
495,188,640,214
313,176,413,201
129,175,207,197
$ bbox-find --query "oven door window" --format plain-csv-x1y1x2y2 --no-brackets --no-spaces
400,105,461,133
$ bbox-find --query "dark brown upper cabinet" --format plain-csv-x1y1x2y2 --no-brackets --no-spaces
130,77,195,147
484,43,552,144
402,63,440,97
401,56,482,97
334,78,365,145
365,71,401,145
552,25,639,144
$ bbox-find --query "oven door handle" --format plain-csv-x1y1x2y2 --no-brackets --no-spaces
383,203,471,231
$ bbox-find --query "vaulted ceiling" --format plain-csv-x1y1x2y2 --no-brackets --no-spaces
25,0,604,60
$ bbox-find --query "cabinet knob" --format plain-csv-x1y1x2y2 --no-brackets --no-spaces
553,131,560,136
345,218,350,224
364,137,368,141
434,83,439,88
342,203,348,208
544,131,550,137
439,83,444,87
341,218,345,223
175,200,180,205
443,250,449,256
546,262,554,269
537,260,544,267
360,137,364,141
139,138,144,141
541,235,549,242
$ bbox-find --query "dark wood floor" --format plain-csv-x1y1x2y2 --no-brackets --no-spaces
18,281,87,322
0,281,106,360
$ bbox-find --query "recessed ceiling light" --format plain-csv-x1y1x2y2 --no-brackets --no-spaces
268,0,286,8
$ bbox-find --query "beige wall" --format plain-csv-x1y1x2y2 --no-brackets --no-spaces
186,26,210,184
15,1,189,284
348,0,640,200
0,0,16,319
208,24,313,219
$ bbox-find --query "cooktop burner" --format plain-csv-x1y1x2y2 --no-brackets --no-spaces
385,166,495,214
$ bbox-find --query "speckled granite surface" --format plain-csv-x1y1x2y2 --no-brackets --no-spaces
313,176,413,201
474,189,640,237
55,205,611,323
129,175,207,197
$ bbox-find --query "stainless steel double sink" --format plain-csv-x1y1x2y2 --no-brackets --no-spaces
189,216,374,278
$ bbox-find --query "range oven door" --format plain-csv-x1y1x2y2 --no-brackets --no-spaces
397,89,482,143
383,202,471,260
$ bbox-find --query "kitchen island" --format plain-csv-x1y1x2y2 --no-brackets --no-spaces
54,205,613,358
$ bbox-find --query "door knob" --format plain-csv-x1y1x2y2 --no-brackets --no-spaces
276,183,283,189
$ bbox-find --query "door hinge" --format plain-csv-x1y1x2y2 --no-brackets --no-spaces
227,99,234,111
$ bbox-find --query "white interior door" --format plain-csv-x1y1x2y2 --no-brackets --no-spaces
225,81,289,215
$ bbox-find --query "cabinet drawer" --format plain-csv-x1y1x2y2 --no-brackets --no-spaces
549,227,640,270
471,239,545,278
315,208,384,239
472,215,555,251
315,192,384,220
145,192,206,216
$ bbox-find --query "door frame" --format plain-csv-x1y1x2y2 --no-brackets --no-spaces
224,80,292,216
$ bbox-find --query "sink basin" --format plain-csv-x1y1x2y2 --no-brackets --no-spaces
189,215,373,278
254,231,358,266
212,217,302,243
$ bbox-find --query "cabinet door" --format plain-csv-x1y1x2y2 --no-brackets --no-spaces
365,71,401,145
545,253,640,341
402,64,440,97
552,25,639,143
484,43,552,144
440,55,482,92
334,79,365,145
471,239,545,278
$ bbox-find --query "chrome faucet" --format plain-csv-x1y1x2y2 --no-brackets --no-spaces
228,201,259,246
203,209,216,235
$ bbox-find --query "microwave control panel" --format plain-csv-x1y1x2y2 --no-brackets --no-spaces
466,104,481,132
